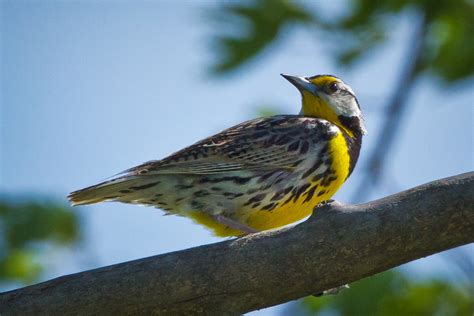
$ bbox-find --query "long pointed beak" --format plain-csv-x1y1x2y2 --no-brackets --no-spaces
281,73,316,94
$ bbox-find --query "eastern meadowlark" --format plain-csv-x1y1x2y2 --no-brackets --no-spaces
68,74,366,236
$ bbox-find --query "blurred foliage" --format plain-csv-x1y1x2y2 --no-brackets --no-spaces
208,0,312,74
287,270,473,316
210,0,474,82
0,199,80,285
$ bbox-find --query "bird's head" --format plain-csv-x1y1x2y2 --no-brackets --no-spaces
282,74,366,137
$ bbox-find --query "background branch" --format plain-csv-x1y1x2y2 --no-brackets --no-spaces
351,12,428,202
1,172,473,315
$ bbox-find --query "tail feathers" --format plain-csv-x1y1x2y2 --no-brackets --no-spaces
68,176,161,206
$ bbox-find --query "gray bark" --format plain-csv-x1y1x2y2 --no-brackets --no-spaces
1,172,473,315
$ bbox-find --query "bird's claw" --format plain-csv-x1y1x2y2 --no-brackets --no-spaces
313,284,350,297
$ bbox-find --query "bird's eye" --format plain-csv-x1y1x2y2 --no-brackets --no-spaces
329,82,339,93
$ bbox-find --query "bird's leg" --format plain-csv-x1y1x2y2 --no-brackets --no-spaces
212,214,259,235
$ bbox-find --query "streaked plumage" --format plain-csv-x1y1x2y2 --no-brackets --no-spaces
69,74,365,236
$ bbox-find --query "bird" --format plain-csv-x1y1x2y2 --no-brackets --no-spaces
68,74,366,237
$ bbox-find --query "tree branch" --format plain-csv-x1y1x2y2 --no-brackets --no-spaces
1,172,473,315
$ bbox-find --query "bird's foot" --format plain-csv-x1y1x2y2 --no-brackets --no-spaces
315,199,335,208
313,284,350,297
314,199,346,212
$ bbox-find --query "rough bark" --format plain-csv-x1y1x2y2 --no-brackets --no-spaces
1,172,473,315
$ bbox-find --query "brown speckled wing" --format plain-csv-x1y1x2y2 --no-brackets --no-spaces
123,115,326,176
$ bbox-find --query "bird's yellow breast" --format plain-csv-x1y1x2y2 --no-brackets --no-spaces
189,130,352,237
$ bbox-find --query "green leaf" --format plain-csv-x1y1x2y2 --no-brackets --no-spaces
424,5,474,82
0,201,79,248
0,249,42,284
0,198,80,285
208,0,313,74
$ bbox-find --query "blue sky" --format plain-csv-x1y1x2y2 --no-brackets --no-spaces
1,1,472,315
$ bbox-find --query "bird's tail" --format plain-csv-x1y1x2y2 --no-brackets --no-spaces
68,176,162,206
